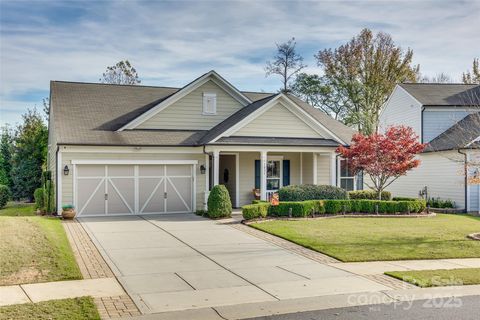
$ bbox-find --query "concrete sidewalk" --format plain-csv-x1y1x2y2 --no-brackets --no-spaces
127,285,480,320
328,258,480,275
0,277,124,307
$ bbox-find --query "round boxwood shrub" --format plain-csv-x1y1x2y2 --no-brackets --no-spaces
278,184,348,201
0,184,11,209
207,185,232,219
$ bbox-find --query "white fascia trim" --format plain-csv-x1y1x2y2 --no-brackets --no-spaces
209,94,346,145
71,160,198,165
60,146,204,153
117,71,251,131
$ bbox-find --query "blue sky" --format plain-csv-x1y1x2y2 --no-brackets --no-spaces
1,0,479,126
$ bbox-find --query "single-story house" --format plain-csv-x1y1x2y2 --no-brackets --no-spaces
48,71,357,216
379,83,480,213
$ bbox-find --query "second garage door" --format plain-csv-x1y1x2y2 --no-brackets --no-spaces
75,164,194,216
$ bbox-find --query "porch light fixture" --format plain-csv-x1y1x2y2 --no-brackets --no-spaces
200,165,206,174
63,165,70,176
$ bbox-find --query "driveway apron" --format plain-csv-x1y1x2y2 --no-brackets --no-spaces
80,214,389,314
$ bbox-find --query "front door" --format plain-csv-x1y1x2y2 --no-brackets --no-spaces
219,155,236,207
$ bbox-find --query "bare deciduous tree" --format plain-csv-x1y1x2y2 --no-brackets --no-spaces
418,72,453,83
463,58,480,84
265,38,306,92
100,60,141,85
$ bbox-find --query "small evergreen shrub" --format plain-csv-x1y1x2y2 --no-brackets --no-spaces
0,184,10,209
242,203,270,220
279,184,348,201
207,185,232,219
34,187,45,210
252,200,269,204
195,209,208,216
427,197,455,208
349,190,391,200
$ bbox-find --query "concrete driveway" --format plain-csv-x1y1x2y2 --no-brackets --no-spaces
80,214,389,314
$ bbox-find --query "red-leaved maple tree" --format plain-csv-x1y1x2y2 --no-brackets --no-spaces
337,126,425,199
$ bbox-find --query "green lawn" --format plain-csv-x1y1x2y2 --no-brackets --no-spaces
0,297,100,320
250,214,480,262
386,268,480,287
0,203,82,285
0,201,37,216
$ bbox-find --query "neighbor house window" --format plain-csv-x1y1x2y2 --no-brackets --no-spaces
339,159,355,191
203,93,217,115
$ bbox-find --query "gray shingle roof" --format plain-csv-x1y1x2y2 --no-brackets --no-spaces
211,136,340,147
399,83,480,106
51,80,353,147
424,112,480,152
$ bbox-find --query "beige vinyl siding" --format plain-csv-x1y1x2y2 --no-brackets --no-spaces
60,149,205,210
237,152,300,206
316,154,331,185
383,151,466,209
379,86,422,139
137,80,243,130
235,102,325,138
301,153,313,184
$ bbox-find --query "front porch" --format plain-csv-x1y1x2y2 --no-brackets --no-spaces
203,146,348,208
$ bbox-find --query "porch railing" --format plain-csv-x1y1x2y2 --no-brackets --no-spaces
266,191,276,202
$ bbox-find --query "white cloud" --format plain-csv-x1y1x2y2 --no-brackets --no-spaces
1,0,479,125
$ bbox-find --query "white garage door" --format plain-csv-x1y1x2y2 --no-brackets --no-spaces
75,164,194,216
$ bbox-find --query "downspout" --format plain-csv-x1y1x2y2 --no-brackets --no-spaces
420,106,425,143
457,149,468,213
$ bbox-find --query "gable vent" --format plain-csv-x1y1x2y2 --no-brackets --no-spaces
203,92,217,115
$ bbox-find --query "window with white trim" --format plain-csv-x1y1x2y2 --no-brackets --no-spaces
339,159,355,191
203,93,217,115
267,160,281,191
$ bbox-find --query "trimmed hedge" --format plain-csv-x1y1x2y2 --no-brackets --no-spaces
392,197,418,201
323,199,426,214
0,184,10,209
349,190,391,201
34,187,45,210
269,201,316,217
207,185,232,219
242,203,270,220
278,184,348,201
242,200,326,220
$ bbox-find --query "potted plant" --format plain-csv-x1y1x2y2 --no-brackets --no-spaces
61,204,76,219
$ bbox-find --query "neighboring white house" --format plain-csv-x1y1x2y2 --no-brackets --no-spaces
379,83,480,212
47,71,357,217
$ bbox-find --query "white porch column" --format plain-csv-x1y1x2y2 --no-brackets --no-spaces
260,151,267,201
330,152,337,186
313,153,318,185
213,150,220,186
299,152,303,184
